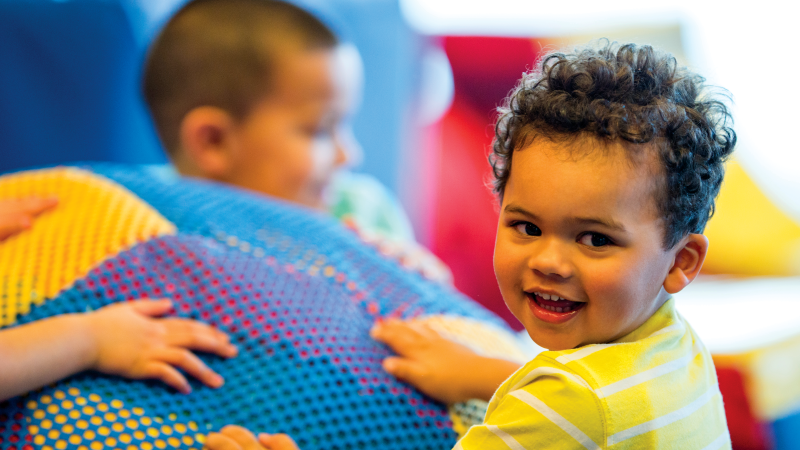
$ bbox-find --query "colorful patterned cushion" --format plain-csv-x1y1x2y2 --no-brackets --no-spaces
0,165,525,450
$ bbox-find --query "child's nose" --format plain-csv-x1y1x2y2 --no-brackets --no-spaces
333,125,363,168
527,238,574,280
334,139,349,167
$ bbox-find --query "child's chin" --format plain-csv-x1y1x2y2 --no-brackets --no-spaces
528,329,582,351
295,190,327,211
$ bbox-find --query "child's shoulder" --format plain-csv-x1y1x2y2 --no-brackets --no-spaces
479,299,729,449
470,350,605,450
537,298,695,391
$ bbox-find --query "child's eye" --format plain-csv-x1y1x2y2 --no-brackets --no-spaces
299,121,331,137
301,126,323,137
309,125,335,140
513,222,541,237
579,232,612,247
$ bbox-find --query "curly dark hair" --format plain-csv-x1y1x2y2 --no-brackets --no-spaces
491,41,736,249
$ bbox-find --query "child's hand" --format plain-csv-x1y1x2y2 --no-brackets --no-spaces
0,196,58,242
372,320,523,403
85,299,238,393
370,319,489,404
204,425,299,450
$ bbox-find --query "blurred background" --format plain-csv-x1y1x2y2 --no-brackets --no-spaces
1,0,798,448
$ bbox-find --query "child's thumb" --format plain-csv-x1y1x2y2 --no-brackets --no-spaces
258,433,300,450
129,298,173,317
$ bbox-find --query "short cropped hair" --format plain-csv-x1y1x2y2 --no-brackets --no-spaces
491,41,736,249
143,0,337,154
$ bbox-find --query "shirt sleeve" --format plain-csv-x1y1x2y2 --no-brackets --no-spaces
455,367,605,450
327,171,415,243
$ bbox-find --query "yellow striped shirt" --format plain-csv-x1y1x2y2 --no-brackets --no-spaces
456,298,730,449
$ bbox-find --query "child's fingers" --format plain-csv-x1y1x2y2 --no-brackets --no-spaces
162,318,238,357
382,356,425,385
0,217,30,242
370,319,417,342
370,320,428,355
20,196,58,216
219,425,263,450
128,298,174,317
156,347,224,389
142,361,191,394
204,431,244,450
258,433,300,450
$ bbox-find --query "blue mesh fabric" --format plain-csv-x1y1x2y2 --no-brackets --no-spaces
0,165,508,450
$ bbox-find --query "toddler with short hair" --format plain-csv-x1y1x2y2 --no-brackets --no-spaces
143,0,450,282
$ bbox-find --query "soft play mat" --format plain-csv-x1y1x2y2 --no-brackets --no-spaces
0,165,528,450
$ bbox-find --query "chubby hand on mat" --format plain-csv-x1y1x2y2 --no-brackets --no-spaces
0,196,58,242
204,425,300,450
86,299,238,393
371,319,521,404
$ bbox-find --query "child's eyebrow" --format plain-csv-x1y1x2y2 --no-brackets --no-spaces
570,216,628,233
503,205,627,233
503,204,537,219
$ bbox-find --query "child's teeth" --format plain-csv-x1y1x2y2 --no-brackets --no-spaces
532,292,579,313
539,303,574,313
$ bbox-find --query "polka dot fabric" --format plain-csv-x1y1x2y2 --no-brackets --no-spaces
0,165,518,450
0,167,175,326
18,388,203,450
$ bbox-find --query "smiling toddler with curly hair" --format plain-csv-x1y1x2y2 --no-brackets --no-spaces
371,41,736,450
203,41,735,450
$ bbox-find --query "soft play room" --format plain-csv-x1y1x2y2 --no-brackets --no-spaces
1,1,798,449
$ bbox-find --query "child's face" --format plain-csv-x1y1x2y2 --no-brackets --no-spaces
494,137,677,351
229,48,348,210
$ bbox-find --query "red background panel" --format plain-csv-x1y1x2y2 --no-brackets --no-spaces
429,36,542,329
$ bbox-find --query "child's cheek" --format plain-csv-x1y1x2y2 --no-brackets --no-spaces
493,230,527,299
310,139,339,176
290,145,334,209
584,260,633,308
583,256,657,321
295,151,318,186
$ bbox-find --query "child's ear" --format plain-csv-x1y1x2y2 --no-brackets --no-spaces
663,234,709,294
178,106,238,179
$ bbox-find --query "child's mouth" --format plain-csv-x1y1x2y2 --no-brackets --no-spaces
526,291,586,324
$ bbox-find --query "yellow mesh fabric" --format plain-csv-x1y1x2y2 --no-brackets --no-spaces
0,167,176,327
25,387,203,450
